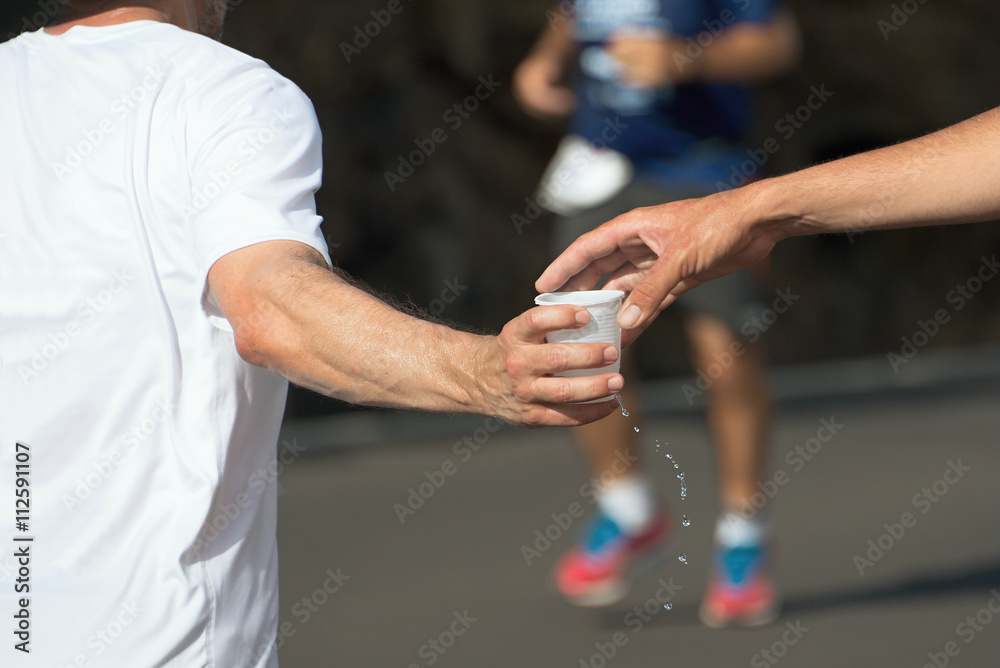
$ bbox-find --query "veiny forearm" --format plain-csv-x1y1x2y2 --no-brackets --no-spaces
745,107,1000,241
235,258,493,414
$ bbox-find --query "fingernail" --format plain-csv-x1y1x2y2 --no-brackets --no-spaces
604,346,619,363
608,375,624,391
576,309,590,326
619,304,641,328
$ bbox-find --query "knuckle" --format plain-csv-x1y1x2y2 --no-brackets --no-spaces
522,407,544,428
506,355,529,379
526,308,546,331
552,379,575,404
545,345,570,371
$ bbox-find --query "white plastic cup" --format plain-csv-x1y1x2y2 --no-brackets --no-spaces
533,290,624,379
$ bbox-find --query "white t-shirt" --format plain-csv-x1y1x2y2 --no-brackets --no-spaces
0,21,329,667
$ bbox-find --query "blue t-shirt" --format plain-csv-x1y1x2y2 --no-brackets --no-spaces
571,0,778,191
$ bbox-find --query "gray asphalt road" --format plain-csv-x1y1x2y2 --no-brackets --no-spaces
274,380,1000,667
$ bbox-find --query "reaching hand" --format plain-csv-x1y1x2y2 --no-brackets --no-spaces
535,188,781,345
476,305,623,427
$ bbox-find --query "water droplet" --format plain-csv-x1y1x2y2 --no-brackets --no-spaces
678,554,688,565
665,453,673,459
672,462,679,469
613,393,629,417
676,472,685,481
633,426,640,433
663,602,673,610
682,515,690,527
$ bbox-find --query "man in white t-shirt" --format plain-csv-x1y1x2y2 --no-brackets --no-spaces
0,1,625,665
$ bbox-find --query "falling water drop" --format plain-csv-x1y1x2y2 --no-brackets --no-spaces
682,515,690,527
663,602,673,611
613,393,629,417
634,426,640,433
676,472,685,481
678,554,688,565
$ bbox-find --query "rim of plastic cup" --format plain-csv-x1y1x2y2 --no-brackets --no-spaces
534,290,625,307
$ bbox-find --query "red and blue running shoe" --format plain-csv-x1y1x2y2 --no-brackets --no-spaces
553,511,672,607
699,542,779,628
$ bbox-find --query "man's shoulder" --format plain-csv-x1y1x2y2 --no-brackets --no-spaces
151,23,279,81
142,23,309,113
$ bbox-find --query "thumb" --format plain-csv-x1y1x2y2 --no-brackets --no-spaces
616,258,683,331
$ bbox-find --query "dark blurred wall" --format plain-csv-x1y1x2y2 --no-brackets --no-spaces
5,1,1000,414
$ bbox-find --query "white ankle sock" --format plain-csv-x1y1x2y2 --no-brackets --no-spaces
596,474,657,535
714,511,768,548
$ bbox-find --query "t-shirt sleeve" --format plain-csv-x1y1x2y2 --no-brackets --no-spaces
184,62,331,300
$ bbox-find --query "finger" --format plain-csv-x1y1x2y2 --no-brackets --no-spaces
559,249,641,292
506,304,590,344
524,340,620,377
529,372,625,405
617,256,684,330
516,398,619,428
536,227,629,293
601,260,644,294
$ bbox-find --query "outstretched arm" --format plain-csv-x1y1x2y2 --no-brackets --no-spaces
537,106,1000,341
209,240,623,427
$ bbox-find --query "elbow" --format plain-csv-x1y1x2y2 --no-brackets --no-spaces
229,301,280,369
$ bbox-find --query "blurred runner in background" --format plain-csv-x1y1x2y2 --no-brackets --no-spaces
515,0,800,627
